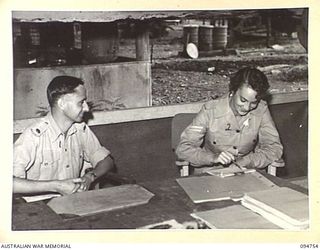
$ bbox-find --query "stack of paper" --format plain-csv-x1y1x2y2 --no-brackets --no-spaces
241,187,309,230
191,205,281,229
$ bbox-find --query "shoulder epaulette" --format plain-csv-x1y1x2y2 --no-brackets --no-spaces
30,121,49,136
203,100,218,110
260,99,267,107
260,100,268,111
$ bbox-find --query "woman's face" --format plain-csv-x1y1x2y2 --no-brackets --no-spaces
230,84,259,116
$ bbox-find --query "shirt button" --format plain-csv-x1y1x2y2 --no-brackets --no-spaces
233,146,237,149
66,165,70,168
65,149,67,152
213,141,216,144
236,129,240,133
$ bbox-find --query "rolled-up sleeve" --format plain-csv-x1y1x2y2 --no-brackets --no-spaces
176,106,215,166
13,131,37,178
81,126,111,168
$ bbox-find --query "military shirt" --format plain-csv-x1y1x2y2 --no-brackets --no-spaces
14,113,110,180
176,94,283,169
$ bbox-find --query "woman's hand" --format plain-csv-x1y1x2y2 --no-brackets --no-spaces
213,151,235,165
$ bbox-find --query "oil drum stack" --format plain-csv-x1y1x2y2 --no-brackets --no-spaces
212,19,228,50
183,19,228,56
198,25,214,51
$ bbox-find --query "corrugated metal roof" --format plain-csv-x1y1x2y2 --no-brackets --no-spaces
12,11,195,23
12,9,305,23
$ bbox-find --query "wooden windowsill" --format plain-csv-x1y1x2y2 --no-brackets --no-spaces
14,90,308,134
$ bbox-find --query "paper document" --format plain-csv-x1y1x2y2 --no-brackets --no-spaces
139,219,185,229
205,165,256,178
191,205,281,229
22,193,61,203
176,171,276,203
47,184,154,216
241,187,309,230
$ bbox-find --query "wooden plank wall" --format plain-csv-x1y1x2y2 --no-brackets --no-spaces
14,61,151,120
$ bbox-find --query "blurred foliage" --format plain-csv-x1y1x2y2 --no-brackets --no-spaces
118,19,174,62
36,106,50,117
258,9,302,35
36,98,126,117
88,98,126,111
118,19,173,39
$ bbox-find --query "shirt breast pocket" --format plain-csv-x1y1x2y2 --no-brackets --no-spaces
240,131,258,154
71,149,85,173
40,150,60,180
207,128,235,147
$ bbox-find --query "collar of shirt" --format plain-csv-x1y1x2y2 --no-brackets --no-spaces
47,112,78,142
212,94,266,119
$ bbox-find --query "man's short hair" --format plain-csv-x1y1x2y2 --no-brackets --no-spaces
47,76,84,107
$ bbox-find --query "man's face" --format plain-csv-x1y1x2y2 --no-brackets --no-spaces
230,84,259,116
61,85,89,123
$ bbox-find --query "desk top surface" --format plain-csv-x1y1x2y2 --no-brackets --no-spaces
12,174,308,230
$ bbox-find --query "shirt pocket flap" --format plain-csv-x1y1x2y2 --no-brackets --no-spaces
207,128,234,146
42,149,60,166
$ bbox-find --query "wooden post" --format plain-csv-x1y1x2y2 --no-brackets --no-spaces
227,19,234,48
266,16,272,48
135,31,150,61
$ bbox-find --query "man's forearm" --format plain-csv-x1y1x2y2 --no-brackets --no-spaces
13,177,57,194
90,155,114,179
13,177,82,195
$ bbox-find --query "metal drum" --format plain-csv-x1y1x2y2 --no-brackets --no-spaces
212,26,228,50
183,24,199,50
198,25,214,51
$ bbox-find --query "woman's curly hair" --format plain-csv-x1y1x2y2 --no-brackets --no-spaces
229,67,270,100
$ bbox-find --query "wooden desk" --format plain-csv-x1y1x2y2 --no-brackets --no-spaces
12,174,308,230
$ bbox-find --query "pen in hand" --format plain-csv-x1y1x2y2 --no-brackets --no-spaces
232,160,244,171
231,160,247,176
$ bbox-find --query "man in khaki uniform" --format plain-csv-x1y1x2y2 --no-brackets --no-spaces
176,67,283,173
13,76,114,195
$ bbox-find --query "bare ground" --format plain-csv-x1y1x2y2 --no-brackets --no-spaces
119,35,308,106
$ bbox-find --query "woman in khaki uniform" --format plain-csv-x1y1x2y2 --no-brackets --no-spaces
176,67,283,173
